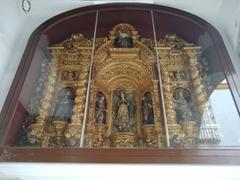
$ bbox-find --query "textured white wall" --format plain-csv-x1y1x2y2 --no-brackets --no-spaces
0,163,240,180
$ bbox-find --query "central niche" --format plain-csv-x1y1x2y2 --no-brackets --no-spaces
89,24,161,148
112,90,137,133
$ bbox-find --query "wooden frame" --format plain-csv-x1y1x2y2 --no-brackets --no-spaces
0,3,240,164
1,148,240,164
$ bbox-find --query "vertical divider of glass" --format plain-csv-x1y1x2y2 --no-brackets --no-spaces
79,11,99,147
151,10,170,147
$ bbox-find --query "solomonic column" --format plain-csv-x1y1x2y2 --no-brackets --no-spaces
185,47,208,120
182,47,207,147
160,62,184,147
64,60,89,147
28,51,59,146
160,63,176,125
151,80,163,147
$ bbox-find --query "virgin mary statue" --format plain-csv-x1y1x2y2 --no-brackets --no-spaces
116,91,130,132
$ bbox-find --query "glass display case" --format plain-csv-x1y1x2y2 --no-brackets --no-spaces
0,3,240,163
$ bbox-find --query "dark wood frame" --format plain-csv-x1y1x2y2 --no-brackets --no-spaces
1,148,240,164
1,3,240,164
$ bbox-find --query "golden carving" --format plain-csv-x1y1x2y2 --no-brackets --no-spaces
64,124,81,147
181,121,198,148
27,59,58,145
27,123,45,144
62,70,80,81
142,125,158,147
157,33,208,148
51,121,67,147
109,23,139,41
21,23,211,149
92,124,106,148
60,33,92,49
111,132,138,148
168,124,184,147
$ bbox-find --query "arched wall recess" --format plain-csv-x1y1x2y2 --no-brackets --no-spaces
0,3,240,163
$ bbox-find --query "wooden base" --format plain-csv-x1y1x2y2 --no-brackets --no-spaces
1,147,240,164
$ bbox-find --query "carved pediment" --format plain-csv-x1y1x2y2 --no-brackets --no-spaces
96,63,150,87
109,23,140,41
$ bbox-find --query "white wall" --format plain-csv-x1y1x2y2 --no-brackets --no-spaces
0,0,26,110
0,163,240,180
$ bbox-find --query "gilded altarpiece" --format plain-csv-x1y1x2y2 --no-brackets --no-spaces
18,24,208,148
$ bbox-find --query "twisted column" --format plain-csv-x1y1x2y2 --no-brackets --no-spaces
28,57,58,145
152,80,163,147
161,64,176,125
64,60,89,147
71,64,88,124
189,60,208,117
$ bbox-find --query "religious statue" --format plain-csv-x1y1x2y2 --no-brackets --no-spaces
170,71,186,81
53,88,75,123
114,31,133,48
63,70,79,81
171,134,181,147
115,91,130,131
142,92,154,124
95,92,107,124
173,88,193,123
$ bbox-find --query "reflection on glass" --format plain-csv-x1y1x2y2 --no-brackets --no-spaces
199,80,240,148
12,11,240,150
199,100,221,145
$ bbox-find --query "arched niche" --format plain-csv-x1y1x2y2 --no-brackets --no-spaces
172,87,194,124
52,87,75,124
94,91,107,124
142,92,155,125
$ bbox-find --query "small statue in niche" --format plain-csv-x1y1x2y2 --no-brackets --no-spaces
171,134,182,147
142,92,154,124
53,88,75,123
95,92,107,124
115,91,130,132
174,71,182,81
170,71,186,81
114,31,133,48
180,71,186,80
63,70,79,81
173,88,194,123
